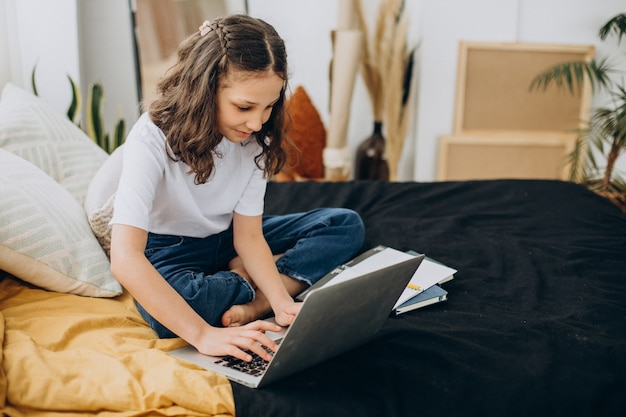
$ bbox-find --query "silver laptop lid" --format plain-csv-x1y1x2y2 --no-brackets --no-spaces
258,254,424,387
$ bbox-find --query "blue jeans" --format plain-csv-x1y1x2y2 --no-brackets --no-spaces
137,208,365,338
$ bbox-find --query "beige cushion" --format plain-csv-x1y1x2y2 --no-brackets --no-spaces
85,145,124,256
0,149,122,297
0,83,108,205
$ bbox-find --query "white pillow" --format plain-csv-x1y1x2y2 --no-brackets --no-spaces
85,145,124,256
0,149,122,297
0,83,108,205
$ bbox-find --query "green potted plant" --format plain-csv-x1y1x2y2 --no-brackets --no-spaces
530,12,626,211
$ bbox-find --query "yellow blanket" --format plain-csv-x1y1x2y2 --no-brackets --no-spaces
0,275,235,416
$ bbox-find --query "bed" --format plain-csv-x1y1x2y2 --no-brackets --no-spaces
2,83,626,416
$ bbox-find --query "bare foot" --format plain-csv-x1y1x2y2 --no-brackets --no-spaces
222,288,272,327
222,256,272,327
222,254,307,327
222,304,259,327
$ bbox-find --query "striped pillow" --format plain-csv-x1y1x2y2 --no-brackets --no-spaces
0,149,122,297
0,83,108,205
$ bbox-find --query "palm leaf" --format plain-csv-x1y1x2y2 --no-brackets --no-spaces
567,127,590,182
598,12,626,44
586,104,626,186
529,58,614,95
593,103,626,150
612,85,626,147
538,12,626,204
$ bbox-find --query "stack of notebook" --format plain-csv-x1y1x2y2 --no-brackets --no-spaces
297,245,456,315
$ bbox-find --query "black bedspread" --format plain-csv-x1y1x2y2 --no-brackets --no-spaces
232,179,626,417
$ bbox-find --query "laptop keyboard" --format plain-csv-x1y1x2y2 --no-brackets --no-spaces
213,339,282,377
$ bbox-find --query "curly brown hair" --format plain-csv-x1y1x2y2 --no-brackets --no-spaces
148,14,294,184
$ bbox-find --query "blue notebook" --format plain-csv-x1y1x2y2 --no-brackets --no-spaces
393,284,448,315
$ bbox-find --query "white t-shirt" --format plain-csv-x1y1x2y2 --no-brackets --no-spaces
110,113,267,238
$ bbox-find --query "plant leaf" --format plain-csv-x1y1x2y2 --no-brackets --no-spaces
401,45,416,107
529,58,614,95
113,118,126,152
567,129,588,182
66,75,82,124
31,65,38,96
598,12,626,44
100,133,109,153
86,83,105,145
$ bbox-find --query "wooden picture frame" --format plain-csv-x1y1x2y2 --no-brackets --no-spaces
437,132,578,181
453,42,594,133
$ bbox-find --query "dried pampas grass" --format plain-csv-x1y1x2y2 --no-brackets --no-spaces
354,0,416,180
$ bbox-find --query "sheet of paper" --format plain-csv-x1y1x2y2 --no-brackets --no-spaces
393,259,457,308
324,247,414,287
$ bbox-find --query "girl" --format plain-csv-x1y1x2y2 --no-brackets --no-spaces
109,14,364,363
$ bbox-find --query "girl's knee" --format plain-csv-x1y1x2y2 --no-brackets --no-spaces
341,208,365,233
328,208,365,247
327,207,363,226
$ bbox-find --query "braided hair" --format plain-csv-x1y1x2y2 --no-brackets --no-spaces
149,14,293,184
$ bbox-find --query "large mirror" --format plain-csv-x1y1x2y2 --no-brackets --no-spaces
134,0,248,104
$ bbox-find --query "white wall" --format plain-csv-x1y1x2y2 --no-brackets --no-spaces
0,0,10,86
1,0,80,112
414,0,520,181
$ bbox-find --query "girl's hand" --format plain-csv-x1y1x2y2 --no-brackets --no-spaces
195,320,282,362
272,300,302,327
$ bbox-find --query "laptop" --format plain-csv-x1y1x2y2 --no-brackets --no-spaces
168,253,424,388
